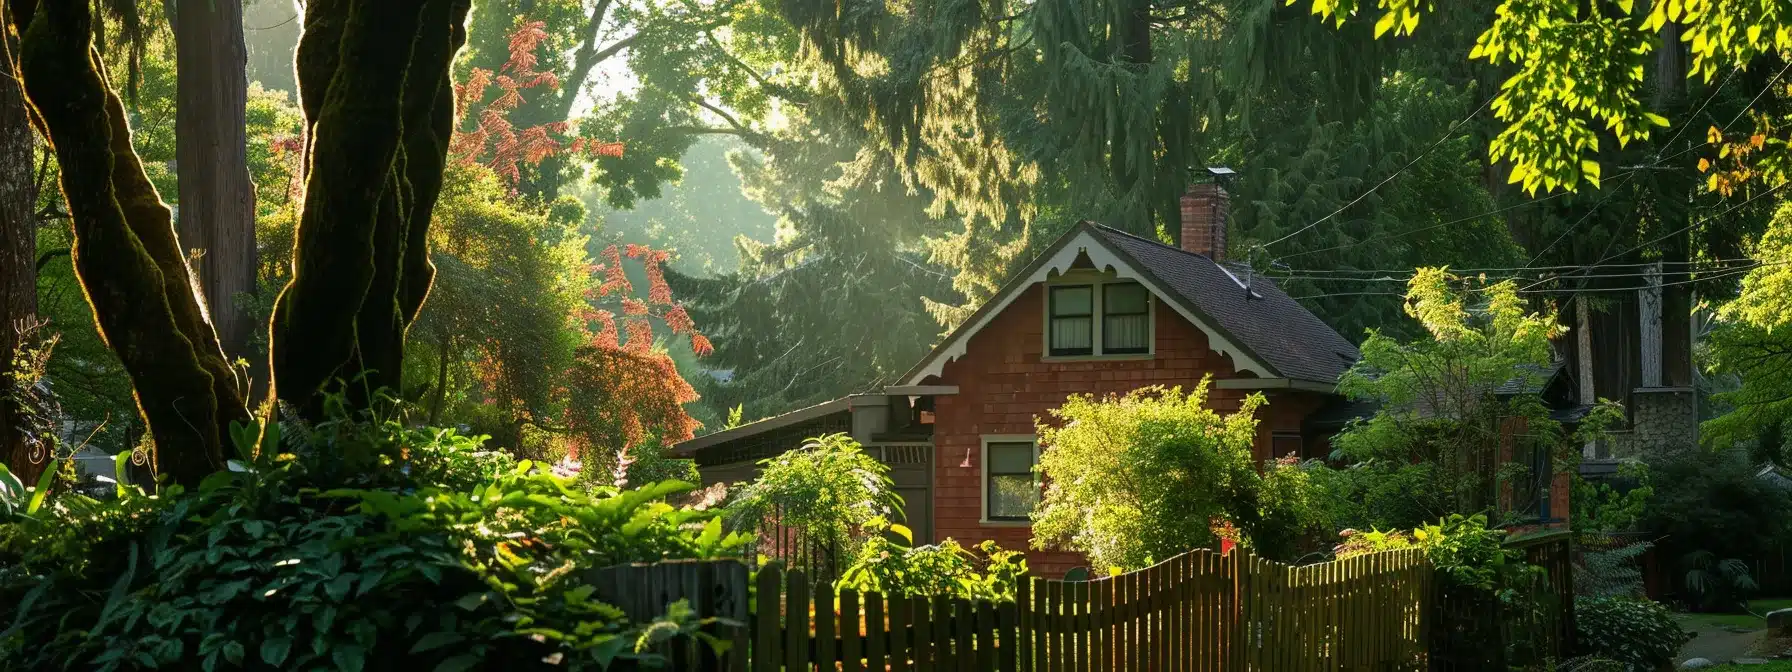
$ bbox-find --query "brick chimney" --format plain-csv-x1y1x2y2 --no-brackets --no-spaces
1180,182,1229,262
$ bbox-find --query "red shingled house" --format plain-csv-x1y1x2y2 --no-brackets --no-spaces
675,184,1570,577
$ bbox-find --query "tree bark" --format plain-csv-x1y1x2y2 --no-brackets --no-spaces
0,0,43,486
271,0,468,416
11,0,251,486
174,0,259,375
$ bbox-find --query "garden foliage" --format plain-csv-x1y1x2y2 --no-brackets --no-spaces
725,433,900,570
1031,381,1328,569
1571,597,1693,672
0,397,750,670
835,517,1026,602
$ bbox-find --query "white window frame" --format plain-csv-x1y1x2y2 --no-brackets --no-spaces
1042,270,1156,362
980,434,1040,526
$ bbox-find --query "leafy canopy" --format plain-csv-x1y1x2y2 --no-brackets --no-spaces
1298,0,1792,193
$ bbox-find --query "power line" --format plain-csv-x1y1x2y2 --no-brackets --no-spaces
1521,67,1744,269
1539,62,1792,288
1272,258,1763,276
1603,180,1788,261
1270,156,1714,264
1262,95,1494,251
1288,261,1786,301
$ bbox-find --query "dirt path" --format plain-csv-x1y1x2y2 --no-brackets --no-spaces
1679,625,1764,665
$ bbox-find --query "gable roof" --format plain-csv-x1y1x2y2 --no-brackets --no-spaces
900,221,1360,387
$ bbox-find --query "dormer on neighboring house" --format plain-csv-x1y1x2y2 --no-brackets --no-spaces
676,183,1363,577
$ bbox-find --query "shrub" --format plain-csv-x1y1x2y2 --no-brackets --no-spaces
1572,597,1692,671
0,404,751,670
1335,514,1536,597
725,433,900,570
834,517,1026,602
1032,382,1328,569
1576,539,1652,599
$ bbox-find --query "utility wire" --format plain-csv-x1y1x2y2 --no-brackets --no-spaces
1521,67,1744,268
1272,156,1713,263
1271,258,1764,276
1289,261,1784,300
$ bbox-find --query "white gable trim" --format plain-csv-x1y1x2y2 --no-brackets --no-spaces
902,230,1272,385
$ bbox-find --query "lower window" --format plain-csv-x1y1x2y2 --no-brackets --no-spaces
985,440,1039,521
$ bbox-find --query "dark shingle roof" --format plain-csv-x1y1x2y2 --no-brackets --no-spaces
1086,224,1360,385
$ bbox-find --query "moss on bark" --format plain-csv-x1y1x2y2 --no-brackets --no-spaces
101,77,251,432
270,0,430,415
14,1,228,484
395,0,469,326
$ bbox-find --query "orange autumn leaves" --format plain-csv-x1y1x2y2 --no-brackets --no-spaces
449,21,625,186
561,242,711,459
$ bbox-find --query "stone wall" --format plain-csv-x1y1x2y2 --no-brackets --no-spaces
1615,387,1699,457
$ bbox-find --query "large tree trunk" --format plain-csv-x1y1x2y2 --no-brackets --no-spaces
10,0,253,486
0,0,43,486
270,0,467,416
175,0,259,374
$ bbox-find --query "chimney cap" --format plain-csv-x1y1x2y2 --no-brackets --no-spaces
1204,165,1236,177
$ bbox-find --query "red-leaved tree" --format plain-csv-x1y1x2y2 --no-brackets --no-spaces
450,21,623,186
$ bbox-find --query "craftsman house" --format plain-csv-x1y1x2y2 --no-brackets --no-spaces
677,183,1391,576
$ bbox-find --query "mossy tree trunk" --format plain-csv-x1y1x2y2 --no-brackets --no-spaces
5,0,469,484
8,0,252,486
270,0,468,417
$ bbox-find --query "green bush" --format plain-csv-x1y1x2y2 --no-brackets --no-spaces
725,433,900,569
1031,382,1329,570
1572,597,1693,671
0,404,751,670
1335,514,1539,598
834,517,1026,602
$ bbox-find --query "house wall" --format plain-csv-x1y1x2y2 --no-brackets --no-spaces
926,284,1333,578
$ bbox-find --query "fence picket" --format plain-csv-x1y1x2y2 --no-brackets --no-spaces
816,582,837,671
934,596,954,670
890,595,912,672
999,598,1019,671
1073,580,1091,672
976,600,996,671
953,599,975,672
1151,561,1167,672
841,589,862,672
1082,578,1100,672
1046,580,1053,672
787,571,811,672
753,566,782,672
915,592,934,672
1016,579,1031,672
866,592,887,672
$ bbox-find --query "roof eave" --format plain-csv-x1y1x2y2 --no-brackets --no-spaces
899,222,1281,385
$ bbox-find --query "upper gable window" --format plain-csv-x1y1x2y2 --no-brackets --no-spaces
1046,278,1153,358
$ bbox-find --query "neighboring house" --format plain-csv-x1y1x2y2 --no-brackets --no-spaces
677,183,1369,576
676,183,1574,576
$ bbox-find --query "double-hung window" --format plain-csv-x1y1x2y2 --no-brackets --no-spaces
1047,280,1152,357
983,439,1039,522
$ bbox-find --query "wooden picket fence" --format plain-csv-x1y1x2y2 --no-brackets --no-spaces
724,547,1430,671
